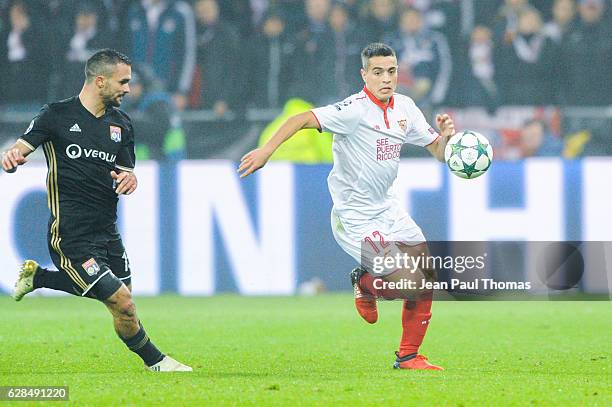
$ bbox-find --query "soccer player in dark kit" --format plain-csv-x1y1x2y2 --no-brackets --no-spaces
1,49,191,372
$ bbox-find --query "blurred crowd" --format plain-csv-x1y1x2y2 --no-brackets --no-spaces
1,0,610,114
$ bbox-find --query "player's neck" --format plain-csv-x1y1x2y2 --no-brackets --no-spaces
78,87,106,118
363,85,393,108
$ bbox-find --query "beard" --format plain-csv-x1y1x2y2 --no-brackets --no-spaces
103,92,123,107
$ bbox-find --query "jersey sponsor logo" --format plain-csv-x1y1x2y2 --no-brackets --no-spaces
70,123,82,132
66,144,82,159
82,258,100,276
428,127,436,134
24,119,35,135
333,99,353,111
398,119,407,132
110,126,122,143
65,143,117,163
376,137,401,161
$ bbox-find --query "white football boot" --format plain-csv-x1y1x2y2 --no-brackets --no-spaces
13,260,39,301
147,356,193,372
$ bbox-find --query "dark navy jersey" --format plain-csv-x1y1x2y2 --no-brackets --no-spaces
19,96,135,239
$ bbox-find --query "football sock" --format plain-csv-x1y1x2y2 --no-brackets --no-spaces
358,272,380,296
358,273,404,299
121,321,165,366
359,271,434,355
396,352,417,362
399,291,433,357
33,267,82,296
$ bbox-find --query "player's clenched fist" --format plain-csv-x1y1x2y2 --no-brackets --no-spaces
1,148,28,173
111,170,138,195
238,147,272,178
435,113,455,139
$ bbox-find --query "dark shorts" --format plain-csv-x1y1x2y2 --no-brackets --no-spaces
47,226,132,301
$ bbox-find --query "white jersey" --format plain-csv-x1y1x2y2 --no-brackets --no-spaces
311,87,439,221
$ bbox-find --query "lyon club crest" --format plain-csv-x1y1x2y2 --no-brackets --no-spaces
110,126,122,143
82,258,100,276
398,119,407,132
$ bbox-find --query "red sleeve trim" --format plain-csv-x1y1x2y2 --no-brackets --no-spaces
310,110,322,133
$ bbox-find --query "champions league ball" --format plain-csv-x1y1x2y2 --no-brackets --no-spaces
444,131,493,179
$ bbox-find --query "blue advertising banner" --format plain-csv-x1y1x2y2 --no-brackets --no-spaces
1,158,610,295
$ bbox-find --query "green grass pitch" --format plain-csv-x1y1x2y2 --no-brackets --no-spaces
0,295,610,406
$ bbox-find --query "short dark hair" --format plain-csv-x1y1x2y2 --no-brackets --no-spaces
85,49,131,82
361,43,396,70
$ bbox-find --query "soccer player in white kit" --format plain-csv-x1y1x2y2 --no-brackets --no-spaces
239,43,455,370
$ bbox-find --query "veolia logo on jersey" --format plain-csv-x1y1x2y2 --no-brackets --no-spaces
65,144,116,163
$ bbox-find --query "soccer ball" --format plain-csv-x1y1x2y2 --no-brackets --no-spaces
444,131,493,179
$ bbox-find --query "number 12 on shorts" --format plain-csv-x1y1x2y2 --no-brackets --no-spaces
364,231,390,254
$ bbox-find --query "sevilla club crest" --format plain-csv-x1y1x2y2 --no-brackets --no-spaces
398,119,407,132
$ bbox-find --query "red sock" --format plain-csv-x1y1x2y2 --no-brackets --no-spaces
399,291,433,357
359,274,412,299
358,273,381,297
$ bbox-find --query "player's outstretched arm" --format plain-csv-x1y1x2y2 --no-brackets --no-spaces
238,111,320,178
426,113,456,162
111,170,138,195
1,141,32,173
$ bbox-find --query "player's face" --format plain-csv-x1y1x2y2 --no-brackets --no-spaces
102,63,131,107
361,56,398,103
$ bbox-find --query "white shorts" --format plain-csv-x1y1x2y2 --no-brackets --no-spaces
330,204,426,265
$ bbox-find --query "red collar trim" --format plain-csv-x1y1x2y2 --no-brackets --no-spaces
363,86,394,110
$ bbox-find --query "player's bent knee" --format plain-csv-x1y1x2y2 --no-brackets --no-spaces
117,298,136,318
105,285,135,315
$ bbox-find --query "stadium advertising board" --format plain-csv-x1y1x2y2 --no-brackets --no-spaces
1,159,611,296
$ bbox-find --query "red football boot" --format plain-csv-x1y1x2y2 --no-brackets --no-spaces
350,267,378,324
393,352,444,370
